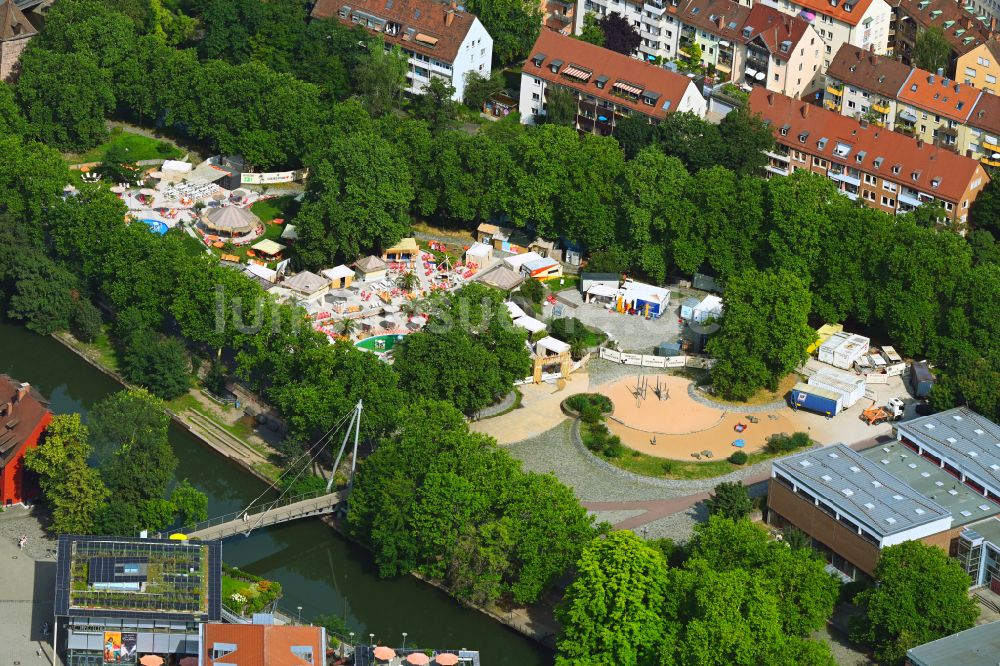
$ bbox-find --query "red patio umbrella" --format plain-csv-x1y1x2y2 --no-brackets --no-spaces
139,656,164,666
434,655,459,666
373,646,396,661
406,653,430,665
179,658,197,666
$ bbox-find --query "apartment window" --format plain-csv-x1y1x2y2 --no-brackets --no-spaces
944,201,954,211
978,56,991,66
966,67,978,77
826,45,832,54
987,74,997,84
881,196,895,207
863,173,877,185
847,100,856,109
812,156,827,168
963,200,969,209
883,181,897,192
532,93,540,101
212,645,237,660
863,190,876,201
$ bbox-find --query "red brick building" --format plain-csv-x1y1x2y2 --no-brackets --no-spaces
202,622,327,666
0,376,51,507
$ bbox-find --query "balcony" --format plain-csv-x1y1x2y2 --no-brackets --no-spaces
644,1,667,15
824,99,841,112
872,101,890,114
766,164,790,176
982,139,1000,153
765,149,790,162
828,169,861,187
898,191,922,207
981,155,1000,168
826,84,844,97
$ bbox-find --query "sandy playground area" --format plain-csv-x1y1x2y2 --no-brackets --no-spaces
602,376,798,460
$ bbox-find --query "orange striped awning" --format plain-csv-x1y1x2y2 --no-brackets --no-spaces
614,80,643,95
562,66,592,81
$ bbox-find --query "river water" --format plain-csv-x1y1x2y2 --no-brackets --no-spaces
1,321,551,665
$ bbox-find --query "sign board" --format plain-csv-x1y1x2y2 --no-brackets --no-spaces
685,357,716,369
103,631,137,664
664,356,686,368
641,355,667,368
599,348,621,363
621,353,643,366
240,169,307,184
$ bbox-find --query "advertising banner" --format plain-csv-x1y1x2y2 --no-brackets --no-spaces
103,631,137,664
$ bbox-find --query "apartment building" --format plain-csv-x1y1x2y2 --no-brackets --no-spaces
0,0,36,82
519,28,706,132
310,0,492,100
768,408,1000,583
762,0,892,67
577,0,685,63
750,87,990,222
956,36,1000,92
739,3,824,96
890,0,990,73
543,0,577,34
824,43,1000,168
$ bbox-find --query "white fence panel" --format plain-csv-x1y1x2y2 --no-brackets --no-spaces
641,356,667,368
621,353,643,366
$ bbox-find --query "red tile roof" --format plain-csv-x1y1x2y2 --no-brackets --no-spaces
969,92,1000,135
892,0,990,56
0,376,49,469
0,0,36,41
749,87,987,202
897,68,983,122
204,624,325,666
791,0,876,27
311,0,478,62
526,29,698,120
826,43,914,97
677,0,752,44
743,3,813,61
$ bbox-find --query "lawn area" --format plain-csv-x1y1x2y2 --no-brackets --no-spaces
709,373,802,407
250,195,298,224
203,196,299,265
547,274,580,292
607,446,777,480
64,128,183,164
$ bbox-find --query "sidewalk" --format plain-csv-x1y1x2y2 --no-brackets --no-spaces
0,506,59,665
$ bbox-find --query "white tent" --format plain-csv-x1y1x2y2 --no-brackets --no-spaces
513,315,547,334
504,251,543,271
505,301,527,320
536,336,570,356
161,160,192,173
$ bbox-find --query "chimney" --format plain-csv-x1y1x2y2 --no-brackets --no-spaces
767,92,775,105
860,118,870,128
991,17,997,34
445,8,454,26
917,138,924,148
801,103,809,118
955,83,961,92
15,383,29,403
966,149,973,157
0,402,10,417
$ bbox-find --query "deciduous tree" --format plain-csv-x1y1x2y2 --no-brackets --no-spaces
464,0,541,65
599,12,641,55
851,540,978,664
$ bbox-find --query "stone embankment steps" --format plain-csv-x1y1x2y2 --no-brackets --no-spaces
184,411,267,468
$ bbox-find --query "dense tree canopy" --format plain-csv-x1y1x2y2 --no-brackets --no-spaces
707,269,815,400
851,541,979,664
463,0,541,65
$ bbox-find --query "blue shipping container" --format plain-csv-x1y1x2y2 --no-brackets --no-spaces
790,383,843,416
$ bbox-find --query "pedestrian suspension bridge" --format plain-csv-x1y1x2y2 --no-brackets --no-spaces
158,401,367,541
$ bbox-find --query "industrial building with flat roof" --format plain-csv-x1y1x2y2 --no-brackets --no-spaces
768,408,1000,581
906,620,1000,666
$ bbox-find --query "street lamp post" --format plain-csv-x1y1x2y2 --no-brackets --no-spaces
370,633,375,647
297,606,303,624
402,632,408,652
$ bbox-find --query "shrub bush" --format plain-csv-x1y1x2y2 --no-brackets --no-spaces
565,393,613,415
728,450,748,465
765,431,812,454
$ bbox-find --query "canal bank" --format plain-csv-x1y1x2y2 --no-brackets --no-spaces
2,321,553,665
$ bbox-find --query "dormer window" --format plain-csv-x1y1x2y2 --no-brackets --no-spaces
531,53,545,67
780,124,790,136
339,5,351,18
817,137,828,150
798,131,809,142
873,157,883,168
595,75,609,89
912,170,921,182
844,2,853,12
549,59,564,74
855,150,866,163
931,177,941,188
642,91,661,106
892,164,901,174
780,40,791,53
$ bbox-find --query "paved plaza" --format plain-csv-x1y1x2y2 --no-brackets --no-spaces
0,506,59,665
